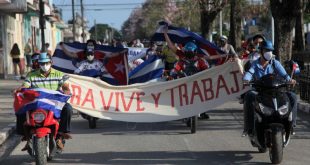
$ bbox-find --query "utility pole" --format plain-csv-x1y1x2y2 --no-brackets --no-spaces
219,11,223,36
39,0,46,52
80,0,85,42
72,0,76,41
94,19,97,41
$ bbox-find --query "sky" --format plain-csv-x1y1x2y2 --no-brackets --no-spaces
53,0,146,31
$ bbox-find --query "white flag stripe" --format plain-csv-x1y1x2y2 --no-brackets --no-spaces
130,59,164,79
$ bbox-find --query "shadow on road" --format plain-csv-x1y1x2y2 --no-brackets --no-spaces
72,108,310,139
3,150,270,165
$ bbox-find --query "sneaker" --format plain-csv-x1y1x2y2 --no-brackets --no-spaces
241,131,248,137
56,139,64,150
291,127,296,135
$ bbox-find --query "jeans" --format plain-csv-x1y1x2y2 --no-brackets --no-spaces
243,90,297,134
16,103,73,135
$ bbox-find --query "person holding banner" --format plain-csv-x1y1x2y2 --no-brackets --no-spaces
14,52,73,150
60,39,124,61
73,48,107,77
163,26,210,121
242,40,297,136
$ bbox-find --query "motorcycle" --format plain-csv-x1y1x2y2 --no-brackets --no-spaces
164,69,198,134
24,109,64,165
15,89,71,165
76,70,101,129
246,74,294,164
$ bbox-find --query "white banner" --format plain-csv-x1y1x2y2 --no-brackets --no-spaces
67,60,249,122
127,47,148,62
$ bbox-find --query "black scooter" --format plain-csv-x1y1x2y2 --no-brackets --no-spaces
246,74,293,164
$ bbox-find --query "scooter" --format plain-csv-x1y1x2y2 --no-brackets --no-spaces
246,74,293,164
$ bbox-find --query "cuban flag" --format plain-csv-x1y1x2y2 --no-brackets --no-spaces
14,88,71,118
292,61,301,75
52,42,129,85
151,21,225,58
129,55,164,84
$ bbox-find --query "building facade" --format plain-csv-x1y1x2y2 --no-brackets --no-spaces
0,0,67,79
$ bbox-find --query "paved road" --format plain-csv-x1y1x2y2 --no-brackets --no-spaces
1,101,310,165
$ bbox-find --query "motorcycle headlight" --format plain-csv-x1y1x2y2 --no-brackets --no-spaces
258,103,274,116
278,103,289,116
33,112,46,123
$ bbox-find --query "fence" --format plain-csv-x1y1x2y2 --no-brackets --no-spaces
299,64,310,103
295,51,310,102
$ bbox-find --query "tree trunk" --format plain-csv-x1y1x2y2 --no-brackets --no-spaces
229,0,242,50
294,0,305,51
200,11,213,39
273,19,295,62
270,0,298,63
199,0,227,39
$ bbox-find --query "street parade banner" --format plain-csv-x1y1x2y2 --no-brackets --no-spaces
127,47,148,62
67,60,249,122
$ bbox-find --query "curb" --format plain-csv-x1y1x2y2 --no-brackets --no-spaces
0,124,16,146
298,101,310,114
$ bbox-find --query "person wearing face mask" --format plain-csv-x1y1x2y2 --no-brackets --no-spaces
163,26,210,121
242,40,297,137
14,52,73,151
60,39,125,69
73,48,106,77
30,52,40,71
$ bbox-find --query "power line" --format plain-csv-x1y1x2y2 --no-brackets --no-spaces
55,3,143,7
61,8,140,11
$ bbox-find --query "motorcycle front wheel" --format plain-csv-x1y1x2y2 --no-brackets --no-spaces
269,128,284,164
33,137,48,165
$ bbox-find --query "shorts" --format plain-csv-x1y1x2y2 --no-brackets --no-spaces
25,54,32,66
12,58,20,64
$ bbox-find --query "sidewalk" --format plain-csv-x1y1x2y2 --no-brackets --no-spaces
0,79,22,145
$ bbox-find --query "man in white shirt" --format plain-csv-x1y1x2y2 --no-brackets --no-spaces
74,48,107,77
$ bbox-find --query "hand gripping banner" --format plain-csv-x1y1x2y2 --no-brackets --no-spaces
67,60,249,122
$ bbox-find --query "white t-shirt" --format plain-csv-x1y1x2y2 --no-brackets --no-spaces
74,59,106,74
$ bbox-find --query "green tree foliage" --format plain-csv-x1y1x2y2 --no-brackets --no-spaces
89,24,121,41
121,0,202,41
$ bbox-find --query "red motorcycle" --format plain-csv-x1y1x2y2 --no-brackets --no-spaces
14,88,70,165
24,108,64,165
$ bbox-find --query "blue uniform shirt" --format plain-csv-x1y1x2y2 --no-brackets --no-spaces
243,58,291,81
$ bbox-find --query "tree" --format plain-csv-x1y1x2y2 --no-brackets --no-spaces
88,24,121,42
229,0,243,50
294,0,309,51
198,0,227,39
270,0,300,62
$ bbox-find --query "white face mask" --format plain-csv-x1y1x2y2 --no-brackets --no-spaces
87,55,94,61
263,51,273,61
40,63,51,72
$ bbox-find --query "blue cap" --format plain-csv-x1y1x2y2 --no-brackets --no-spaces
261,40,274,51
184,42,197,52
38,52,51,63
